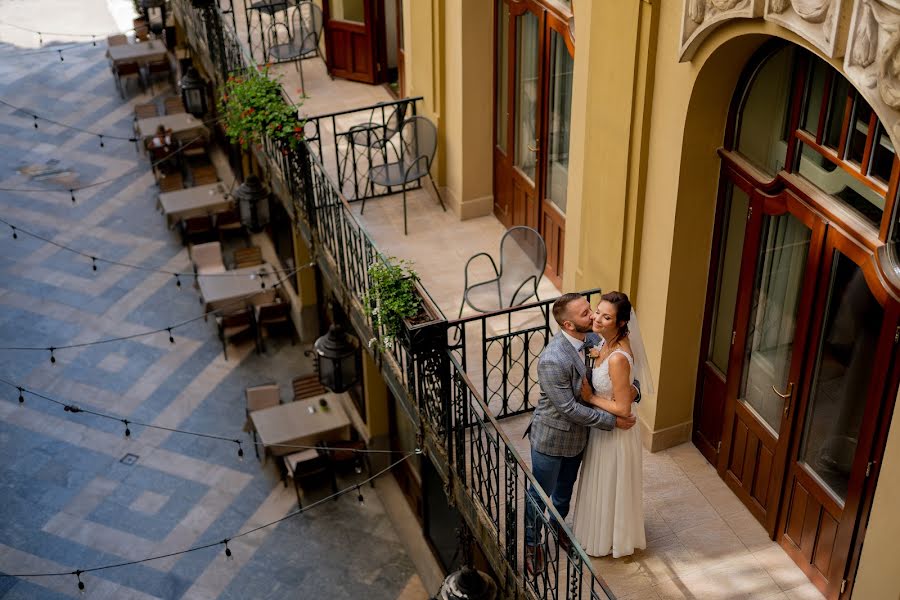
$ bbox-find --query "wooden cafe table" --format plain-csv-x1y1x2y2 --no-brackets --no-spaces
157,182,230,228
250,393,352,459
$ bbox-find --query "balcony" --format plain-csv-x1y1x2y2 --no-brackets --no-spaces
172,3,824,599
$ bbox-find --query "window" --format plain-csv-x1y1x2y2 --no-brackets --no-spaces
734,45,898,234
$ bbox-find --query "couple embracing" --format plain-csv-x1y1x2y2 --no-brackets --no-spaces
525,291,653,573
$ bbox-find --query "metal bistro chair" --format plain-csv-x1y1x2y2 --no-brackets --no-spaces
265,1,324,97
457,226,547,320
362,116,446,235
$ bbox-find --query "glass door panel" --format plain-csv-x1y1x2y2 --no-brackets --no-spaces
738,212,812,435
798,252,884,501
514,10,539,183
545,29,572,214
496,0,509,154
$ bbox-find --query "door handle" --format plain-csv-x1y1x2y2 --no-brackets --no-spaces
527,139,540,153
773,382,794,417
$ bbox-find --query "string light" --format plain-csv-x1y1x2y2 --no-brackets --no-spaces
75,571,84,595
91,35,96,47
236,441,244,461
57,49,64,62
91,257,97,272
32,115,38,129
17,387,24,404
122,419,131,438
0,455,413,582
174,274,182,288
98,135,104,148
49,347,56,364
69,189,75,204
356,485,364,505
10,225,16,239
0,99,145,142
167,328,175,344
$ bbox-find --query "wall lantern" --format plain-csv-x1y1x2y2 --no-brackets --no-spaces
180,67,208,117
140,0,167,35
232,175,270,232
312,324,360,394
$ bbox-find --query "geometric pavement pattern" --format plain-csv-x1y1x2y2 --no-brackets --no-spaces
0,38,419,599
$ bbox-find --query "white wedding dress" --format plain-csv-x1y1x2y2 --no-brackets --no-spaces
572,349,646,557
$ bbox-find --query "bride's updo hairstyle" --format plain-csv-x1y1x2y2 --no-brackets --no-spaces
600,291,631,347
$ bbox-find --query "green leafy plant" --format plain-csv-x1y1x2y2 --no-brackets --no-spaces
218,66,304,150
364,257,422,350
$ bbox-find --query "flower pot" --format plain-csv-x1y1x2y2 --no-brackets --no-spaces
400,281,447,352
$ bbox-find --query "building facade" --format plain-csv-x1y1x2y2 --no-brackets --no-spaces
399,1,900,598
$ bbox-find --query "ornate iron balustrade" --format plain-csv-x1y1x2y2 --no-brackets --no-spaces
447,289,603,420
302,98,424,201
172,0,252,84
432,353,615,599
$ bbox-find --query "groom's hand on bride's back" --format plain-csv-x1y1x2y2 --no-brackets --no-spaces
632,379,642,403
615,414,637,430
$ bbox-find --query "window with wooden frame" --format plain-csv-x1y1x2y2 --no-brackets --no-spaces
733,46,900,241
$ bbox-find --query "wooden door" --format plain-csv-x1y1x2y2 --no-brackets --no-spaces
323,0,382,83
777,229,897,598
717,188,826,534
494,0,571,286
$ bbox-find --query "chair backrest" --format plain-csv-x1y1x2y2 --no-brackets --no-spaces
190,241,224,271
148,57,172,73
397,116,437,174
234,246,263,268
257,301,290,323
107,34,128,46
214,207,241,227
117,62,140,76
158,173,184,192
293,1,323,50
183,214,213,233
497,226,547,307
135,102,159,119
293,374,326,401
246,383,280,412
164,97,185,114
221,308,253,330
383,100,410,139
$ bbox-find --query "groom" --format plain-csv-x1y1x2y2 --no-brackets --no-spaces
525,293,637,575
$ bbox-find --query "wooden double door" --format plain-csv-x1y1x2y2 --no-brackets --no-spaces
323,0,391,85
493,0,573,287
695,168,900,598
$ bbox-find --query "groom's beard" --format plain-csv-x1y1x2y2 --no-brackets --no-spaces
573,323,593,334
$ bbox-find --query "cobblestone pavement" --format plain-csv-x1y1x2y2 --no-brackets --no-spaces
0,37,419,600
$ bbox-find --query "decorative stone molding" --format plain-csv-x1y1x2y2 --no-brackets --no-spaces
845,0,900,144
764,0,853,57
680,0,763,61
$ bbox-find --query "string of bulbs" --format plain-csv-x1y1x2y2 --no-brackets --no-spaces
0,18,134,39
0,118,226,201
0,452,416,594
0,265,306,355
0,216,306,280
0,98,139,142
0,376,411,456
0,40,106,59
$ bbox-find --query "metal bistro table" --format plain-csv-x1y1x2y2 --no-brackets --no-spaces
158,182,230,228
250,394,352,459
197,264,272,312
106,39,168,65
135,113,209,146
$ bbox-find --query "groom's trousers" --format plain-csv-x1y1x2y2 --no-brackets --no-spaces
525,448,584,547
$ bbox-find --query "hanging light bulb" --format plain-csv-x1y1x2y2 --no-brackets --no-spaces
236,441,244,461
223,539,233,560
70,189,76,204
49,347,56,364
167,328,175,344
98,135,104,148
17,387,24,404
356,485,364,505
33,115,38,129
37,32,42,46
91,35,96,47
123,420,131,438
174,274,181,288
91,257,97,272
11,225,17,239
58,49,64,62
75,571,85,595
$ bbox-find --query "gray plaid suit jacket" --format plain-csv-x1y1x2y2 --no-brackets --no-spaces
528,331,616,457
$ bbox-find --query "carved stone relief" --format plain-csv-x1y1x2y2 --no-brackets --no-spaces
845,0,900,145
680,0,762,61
764,0,852,57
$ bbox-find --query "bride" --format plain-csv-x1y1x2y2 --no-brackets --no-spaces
572,291,646,558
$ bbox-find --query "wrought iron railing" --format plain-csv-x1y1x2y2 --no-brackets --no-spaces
173,0,249,84
301,98,424,201
447,289,603,419
431,352,614,599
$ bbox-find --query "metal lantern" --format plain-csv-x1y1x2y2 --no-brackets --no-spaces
180,67,208,117
233,175,270,232
312,324,360,393
140,0,166,35
434,567,496,600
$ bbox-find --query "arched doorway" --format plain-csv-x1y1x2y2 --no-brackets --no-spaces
493,0,574,287
694,41,900,599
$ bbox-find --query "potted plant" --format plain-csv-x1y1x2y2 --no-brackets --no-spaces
364,257,444,352
218,66,305,151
